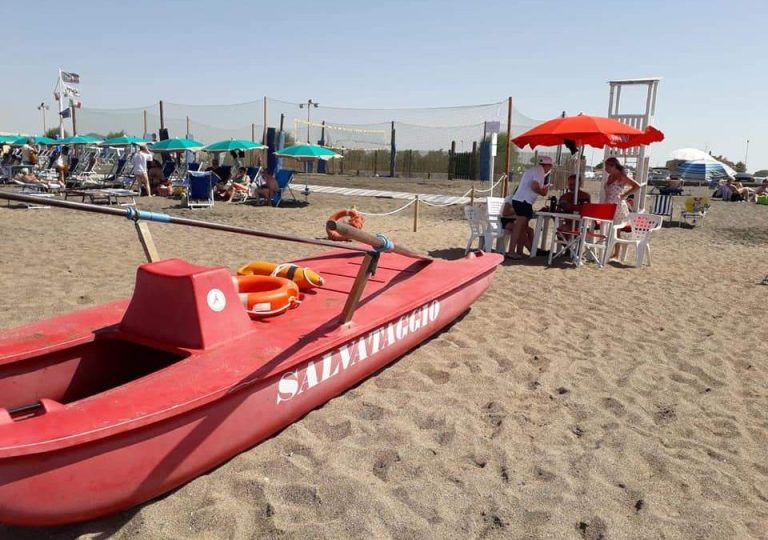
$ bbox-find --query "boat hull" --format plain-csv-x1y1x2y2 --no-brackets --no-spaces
0,258,496,526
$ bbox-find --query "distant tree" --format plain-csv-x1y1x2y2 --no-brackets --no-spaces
105,130,126,140
45,127,70,139
752,169,768,177
734,161,747,173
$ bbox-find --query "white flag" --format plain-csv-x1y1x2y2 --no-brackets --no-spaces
62,83,80,97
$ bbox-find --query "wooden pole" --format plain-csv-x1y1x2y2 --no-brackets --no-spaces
185,116,190,137
134,221,159,262
413,195,419,232
251,123,255,143
504,96,513,198
0,191,371,254
339,252,376,324
326,220,428,260
71,105,77,135
470,187,475,206
143,110,148,137
159,100,165,130
263,96,268,143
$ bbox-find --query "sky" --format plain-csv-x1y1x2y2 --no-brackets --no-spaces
2,0,766,171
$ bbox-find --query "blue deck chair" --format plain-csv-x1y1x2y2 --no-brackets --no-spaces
184,171,217,208
272,169,296,207
188,162,201,172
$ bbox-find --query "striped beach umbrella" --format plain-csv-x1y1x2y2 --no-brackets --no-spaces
677,159,735,182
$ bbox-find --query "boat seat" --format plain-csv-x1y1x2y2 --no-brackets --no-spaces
120,258,253,350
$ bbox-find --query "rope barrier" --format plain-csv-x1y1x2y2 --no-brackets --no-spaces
356,197,417,216
472,174,506,194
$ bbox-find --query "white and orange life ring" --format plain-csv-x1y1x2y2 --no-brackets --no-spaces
326,209,364,241
233,275,300,317
237,260,324,291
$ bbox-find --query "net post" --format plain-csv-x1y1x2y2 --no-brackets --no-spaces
470,187,475,206
389,121,396,177
503,96,513,198
143,110,148,138
159,100,165,130
263,96,268,143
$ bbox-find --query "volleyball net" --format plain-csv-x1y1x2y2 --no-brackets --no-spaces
76,97,546,178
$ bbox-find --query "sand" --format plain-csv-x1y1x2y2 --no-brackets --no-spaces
0,177,767,539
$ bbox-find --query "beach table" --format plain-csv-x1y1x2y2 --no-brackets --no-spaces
530,211,582,260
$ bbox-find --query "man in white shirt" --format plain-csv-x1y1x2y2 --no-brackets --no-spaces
21,139,38,166
132,143,153,196
505,155,553,259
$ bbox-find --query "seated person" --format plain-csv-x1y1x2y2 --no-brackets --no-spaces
13,168,58,190
558,174,592,232
205,159,229,200
225,167,251,202
659,174,684,195
754,179,768,196
731,180,754,201
252,169,278,204
147,159,170,196
205,159,231,182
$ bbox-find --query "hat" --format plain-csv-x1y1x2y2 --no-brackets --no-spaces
538,156,554,166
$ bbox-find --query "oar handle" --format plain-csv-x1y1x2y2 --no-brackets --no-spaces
326,220,430,260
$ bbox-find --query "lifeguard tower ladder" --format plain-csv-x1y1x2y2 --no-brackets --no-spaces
602,78,661,212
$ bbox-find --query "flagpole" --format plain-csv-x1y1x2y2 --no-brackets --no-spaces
57,68,65,139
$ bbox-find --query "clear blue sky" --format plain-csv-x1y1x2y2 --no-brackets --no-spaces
2,0,766,170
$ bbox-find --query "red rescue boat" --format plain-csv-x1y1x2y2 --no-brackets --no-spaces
0,246,501,526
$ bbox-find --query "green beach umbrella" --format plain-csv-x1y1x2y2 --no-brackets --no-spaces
59,135,102,145
274,144,342,198
100,135,148,147
150,138,204,152
203,139,267,152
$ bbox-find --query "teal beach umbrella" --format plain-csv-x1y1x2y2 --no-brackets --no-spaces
150,138,204,152
100,135,148,147
59,135,102,145
10,135,58,146
274,144,342,197
203,139,267,152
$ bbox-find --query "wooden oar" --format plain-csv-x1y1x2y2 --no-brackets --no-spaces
0,192,369,253
326,220,430,260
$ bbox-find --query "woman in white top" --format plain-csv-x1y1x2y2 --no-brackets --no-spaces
132,144,154,197
601,157,640,226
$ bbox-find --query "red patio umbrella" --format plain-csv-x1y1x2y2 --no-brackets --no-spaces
512,114,664,150
512,114,664,204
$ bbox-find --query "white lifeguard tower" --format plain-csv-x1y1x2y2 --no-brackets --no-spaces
602,78,661,212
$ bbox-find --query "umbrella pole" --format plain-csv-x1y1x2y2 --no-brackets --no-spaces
574,145,583,205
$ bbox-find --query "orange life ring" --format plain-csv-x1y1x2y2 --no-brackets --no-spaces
326,209,364,241
233,275,300,317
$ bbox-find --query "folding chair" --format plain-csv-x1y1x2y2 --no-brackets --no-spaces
680,197,709,227
184,171,217,208
576,203,618,268
650,194,674,223
272,170,296,207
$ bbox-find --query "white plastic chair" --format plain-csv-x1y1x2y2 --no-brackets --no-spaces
608,212,663,268
484,197,511,252
464,205,486,254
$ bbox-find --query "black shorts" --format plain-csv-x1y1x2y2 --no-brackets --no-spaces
499,216,516,228
511,200,534,219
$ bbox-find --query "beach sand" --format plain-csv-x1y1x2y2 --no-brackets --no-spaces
0,178,766,539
